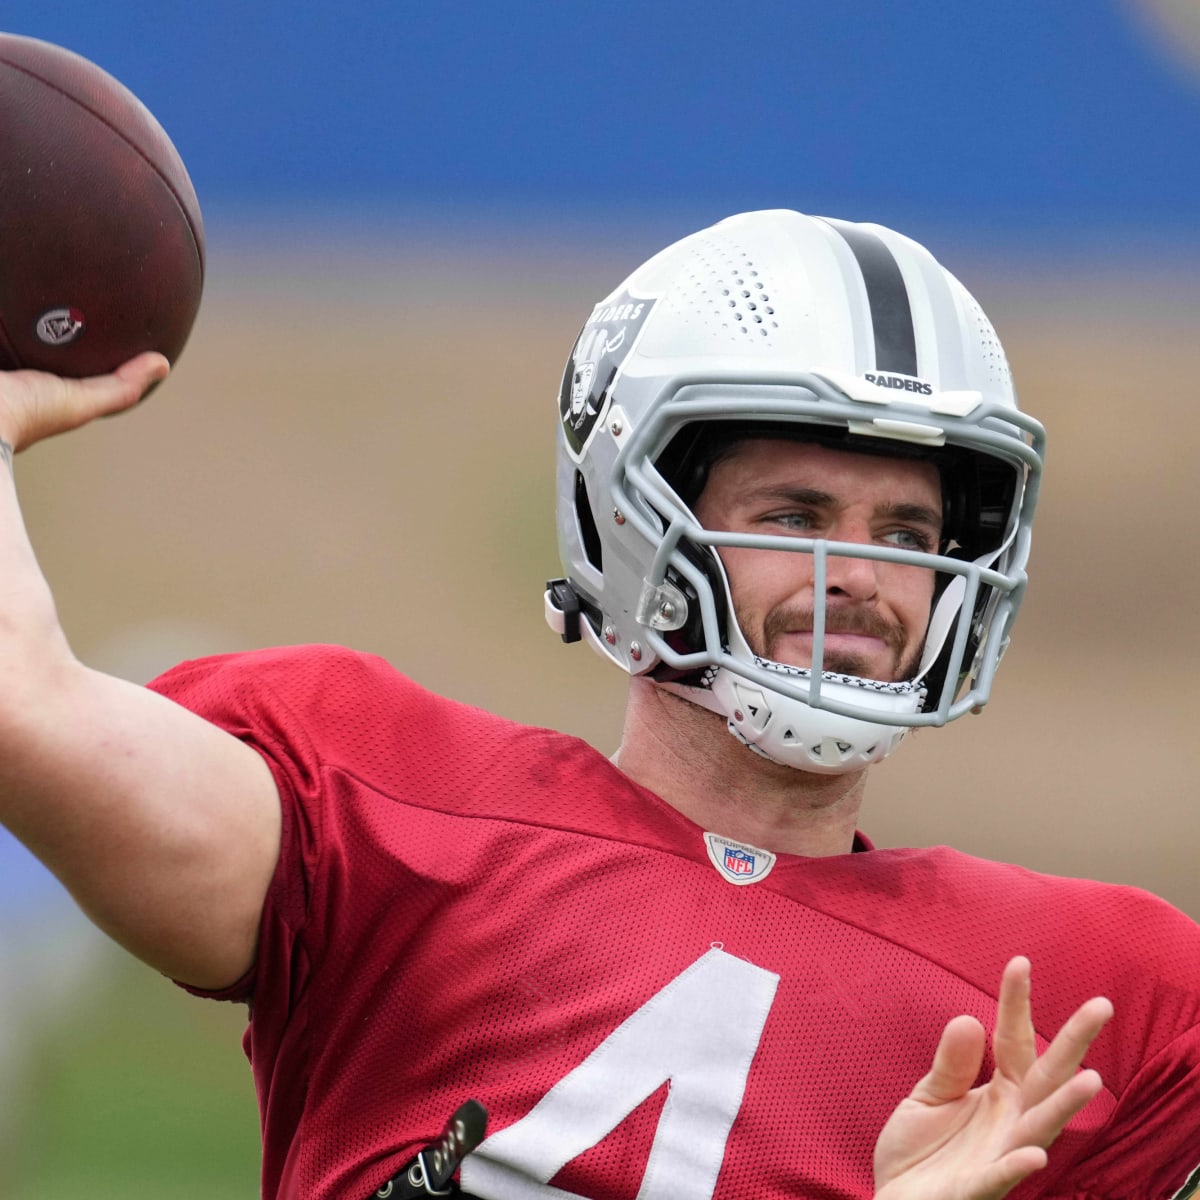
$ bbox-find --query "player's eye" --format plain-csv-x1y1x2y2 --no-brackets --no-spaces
762,510,818,533
883,527,936,553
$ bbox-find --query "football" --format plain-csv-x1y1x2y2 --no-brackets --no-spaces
0,34,204,377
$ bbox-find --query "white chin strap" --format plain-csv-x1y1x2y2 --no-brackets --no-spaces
657,623,925,775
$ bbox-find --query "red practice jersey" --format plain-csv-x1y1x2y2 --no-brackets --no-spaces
151,645,1200,1200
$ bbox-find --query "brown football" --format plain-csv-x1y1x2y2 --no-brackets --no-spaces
0,34,204,377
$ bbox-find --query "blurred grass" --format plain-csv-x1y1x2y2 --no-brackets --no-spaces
11,952,259,1199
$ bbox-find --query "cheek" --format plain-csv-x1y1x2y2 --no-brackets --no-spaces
717,547,815,606
888,566,938,634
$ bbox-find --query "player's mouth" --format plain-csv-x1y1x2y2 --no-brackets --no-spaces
758,606,908,680
769,631,896,678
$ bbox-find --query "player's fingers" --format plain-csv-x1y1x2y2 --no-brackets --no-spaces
1021,997,1113,1108
1012,1067,1105,1151
908,1014,986,1106
992,956,1037,1082
2,353,168,450
965,1145,1049,1200
112,352,171,393
102,352,172,413
91,352,171,413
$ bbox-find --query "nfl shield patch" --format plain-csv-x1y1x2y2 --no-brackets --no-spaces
725,847,755,875
704,832,777,886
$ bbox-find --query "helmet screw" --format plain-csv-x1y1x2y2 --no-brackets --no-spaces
733,709,744,722
630,641,642,661
613,509,625,525
610,418,623,435
603,625,617,645
658,601,675,621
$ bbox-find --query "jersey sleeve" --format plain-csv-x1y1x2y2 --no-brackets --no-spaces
147,644,399,1007
1029,886,1200,1200
1064,1020,1200,1200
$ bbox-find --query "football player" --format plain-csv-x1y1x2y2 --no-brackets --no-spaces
0,210,1195,1199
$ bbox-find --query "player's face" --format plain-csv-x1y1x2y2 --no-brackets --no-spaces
692,439,942,682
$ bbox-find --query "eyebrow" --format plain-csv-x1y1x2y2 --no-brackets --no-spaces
743,486,943,531
885,502,944,532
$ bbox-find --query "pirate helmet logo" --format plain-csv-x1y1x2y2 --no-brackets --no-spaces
559,287,656,459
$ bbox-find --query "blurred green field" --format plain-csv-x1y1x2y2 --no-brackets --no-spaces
9,951,258,1198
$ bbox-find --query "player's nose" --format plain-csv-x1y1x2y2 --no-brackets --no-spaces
822,521,879,601
824,553,878,601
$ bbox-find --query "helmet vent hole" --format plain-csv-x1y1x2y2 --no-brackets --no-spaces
965,295,1012,388
678,236,777,347
574,470,604,571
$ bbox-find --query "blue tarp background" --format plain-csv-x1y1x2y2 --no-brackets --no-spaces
3,1,1198,238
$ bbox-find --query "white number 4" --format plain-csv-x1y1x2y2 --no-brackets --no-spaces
460,948,780,1200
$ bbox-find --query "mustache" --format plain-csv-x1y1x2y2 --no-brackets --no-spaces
761,605,907,655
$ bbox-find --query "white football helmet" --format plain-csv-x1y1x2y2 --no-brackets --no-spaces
545,209,1044,774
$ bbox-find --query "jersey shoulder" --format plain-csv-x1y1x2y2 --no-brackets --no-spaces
912,845,1199,962
848,846,1200,1099
912,846,1199,1015
152,642,493,731
148,642,633,827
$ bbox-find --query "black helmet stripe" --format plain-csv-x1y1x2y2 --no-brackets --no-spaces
825,219,919,377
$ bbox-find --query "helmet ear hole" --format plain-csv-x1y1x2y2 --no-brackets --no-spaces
574,471,604,571
651,539,730,682
677,539,729,650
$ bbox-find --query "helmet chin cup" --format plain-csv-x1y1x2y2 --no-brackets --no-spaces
667,670,918,774
660,611,923,775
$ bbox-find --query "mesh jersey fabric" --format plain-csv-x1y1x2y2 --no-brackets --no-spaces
149,644,1200,1200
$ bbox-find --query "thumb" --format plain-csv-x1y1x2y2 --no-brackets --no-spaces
112,351,171,394
2,352,170,451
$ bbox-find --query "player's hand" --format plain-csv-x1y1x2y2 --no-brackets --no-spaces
0,353,168,453
873,957,1112,1200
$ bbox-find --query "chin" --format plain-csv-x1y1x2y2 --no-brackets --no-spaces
766,650,895,682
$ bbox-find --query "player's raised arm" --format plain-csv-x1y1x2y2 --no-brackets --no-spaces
0,358,282,990
873,957,1113,1200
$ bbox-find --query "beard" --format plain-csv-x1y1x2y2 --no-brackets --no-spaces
740,601,925,682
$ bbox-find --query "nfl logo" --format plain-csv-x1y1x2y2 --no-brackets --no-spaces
705,831,776,886
724,848,755,876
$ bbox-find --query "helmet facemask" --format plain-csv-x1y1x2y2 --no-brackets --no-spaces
605,381,1040,772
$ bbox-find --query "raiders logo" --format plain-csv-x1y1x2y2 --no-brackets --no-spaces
559,287,657,460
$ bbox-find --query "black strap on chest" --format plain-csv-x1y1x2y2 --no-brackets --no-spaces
370,1099,488,1199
